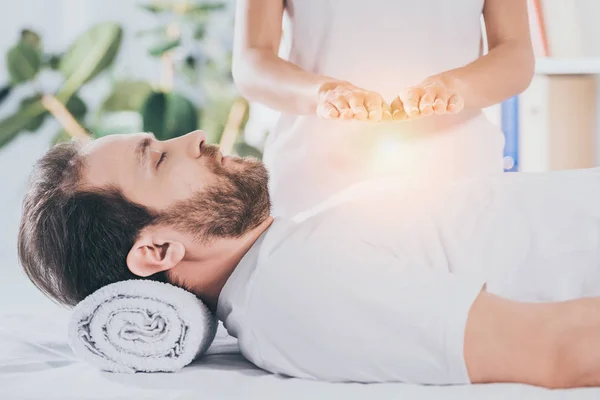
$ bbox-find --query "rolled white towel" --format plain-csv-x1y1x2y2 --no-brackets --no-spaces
68,279,217,373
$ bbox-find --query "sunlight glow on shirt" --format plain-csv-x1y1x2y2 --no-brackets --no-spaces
367,136,418,177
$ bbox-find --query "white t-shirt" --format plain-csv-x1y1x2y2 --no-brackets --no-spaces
217,168,600,385
263,0,505,218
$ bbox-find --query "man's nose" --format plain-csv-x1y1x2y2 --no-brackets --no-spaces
184,130,206,158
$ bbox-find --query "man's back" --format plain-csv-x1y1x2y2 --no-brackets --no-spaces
216,168,600,384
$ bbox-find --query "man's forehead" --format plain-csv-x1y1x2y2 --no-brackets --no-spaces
79,132,149,189
81,133,147,155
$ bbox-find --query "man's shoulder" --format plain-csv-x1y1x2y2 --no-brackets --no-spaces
257,214,373,274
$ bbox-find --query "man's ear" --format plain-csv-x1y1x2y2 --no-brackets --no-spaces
126,227,185,277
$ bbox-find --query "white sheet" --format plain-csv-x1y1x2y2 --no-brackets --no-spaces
1,310,600,400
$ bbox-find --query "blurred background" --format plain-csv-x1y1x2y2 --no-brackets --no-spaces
1,0,600,313
0,0,276,313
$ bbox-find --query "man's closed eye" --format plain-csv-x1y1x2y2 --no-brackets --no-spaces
156,152,167,169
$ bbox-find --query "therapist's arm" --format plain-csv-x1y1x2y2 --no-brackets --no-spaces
465,290,600,388
392,0,534,119
445,0,535,108
232,0,389,121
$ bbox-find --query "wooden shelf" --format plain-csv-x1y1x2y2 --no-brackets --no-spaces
535,57,600,75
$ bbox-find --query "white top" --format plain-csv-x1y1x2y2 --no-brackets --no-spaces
262,0,505,218
217,168,600,384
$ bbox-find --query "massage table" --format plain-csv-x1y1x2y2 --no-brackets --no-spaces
2,309,600,400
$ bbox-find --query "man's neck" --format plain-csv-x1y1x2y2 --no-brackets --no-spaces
190,216,274,311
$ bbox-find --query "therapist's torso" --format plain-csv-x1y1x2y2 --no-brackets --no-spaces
263,0,505,217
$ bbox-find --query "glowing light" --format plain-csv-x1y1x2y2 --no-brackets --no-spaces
367,137,412,177
368,136,426,177
380,138,400,156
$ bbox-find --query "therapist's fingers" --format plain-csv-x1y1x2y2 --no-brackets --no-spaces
433,91,449,115
447,94,464,114
330,98,353,120
364,92,384,122
390,97,408,121
317,81,386,121
397,87,425,119
317,102,340,119
317,80,351,120
381,102,393,121
348,94,368,121
419,88,436,116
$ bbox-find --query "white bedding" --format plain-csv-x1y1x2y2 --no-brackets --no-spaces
2,310,600,400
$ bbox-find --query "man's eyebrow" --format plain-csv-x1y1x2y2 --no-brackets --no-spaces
136,134,156,169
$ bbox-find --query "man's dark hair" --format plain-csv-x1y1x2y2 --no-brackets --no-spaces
18,141,168,307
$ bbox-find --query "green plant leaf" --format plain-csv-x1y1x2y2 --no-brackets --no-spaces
178,55,199,84
0,85,11,106
193,25,206,40
139,3,168,13
20,29,41,49
182,2,226,23
7,42,41,84
0,114,30,148
178,69,197,86
101,80,153,112
135,26,167,38
186,3,226,15
66,94,88,120
185,55,197,69
141,91,198,140
233,142,262,160
57,22,123,102
0,99,45,148
139,2,225,15
20,95,47,131
44,53,62,70
148,38,181,57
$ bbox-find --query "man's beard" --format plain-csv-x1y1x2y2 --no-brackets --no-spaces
158,144,271,242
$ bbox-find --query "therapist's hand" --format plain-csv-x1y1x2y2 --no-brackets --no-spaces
317,81,392,122
390,76,465,121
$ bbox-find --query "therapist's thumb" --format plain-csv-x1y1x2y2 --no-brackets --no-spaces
365,92,385,122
